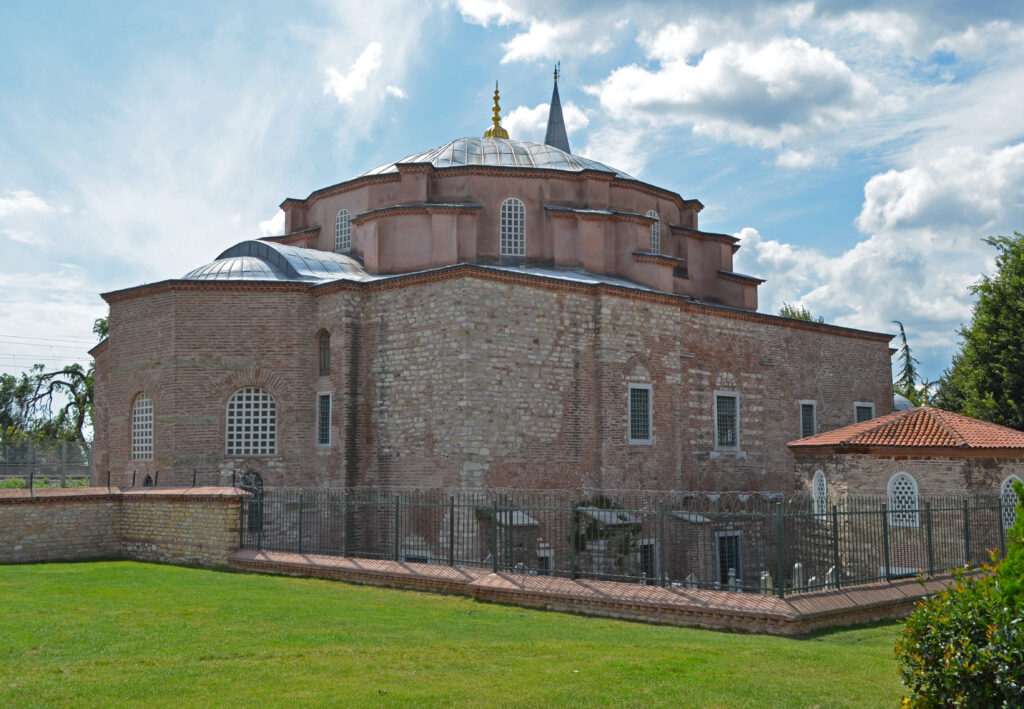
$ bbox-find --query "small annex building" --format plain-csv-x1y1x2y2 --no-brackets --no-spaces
789,406,1024,529
90,76,895,493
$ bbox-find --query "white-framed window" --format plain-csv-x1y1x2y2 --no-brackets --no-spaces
1002,475,1022,531
854,401,875,423
628,383,652,445
335,209,351,253
318,331,331,376
646,210,660,254
799,400,817,438
226,387,277,456
131,393,153,461
316,392,332,447
715,531,742,585
812,470,827,516
536,545,554,576
500,197,525,259
887,472,919,528
714,391,740,450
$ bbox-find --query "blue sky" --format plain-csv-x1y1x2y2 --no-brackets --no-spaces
2,0,1024,387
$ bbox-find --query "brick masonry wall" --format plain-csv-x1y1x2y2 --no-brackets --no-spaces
0,487,243,567
94,272,893,493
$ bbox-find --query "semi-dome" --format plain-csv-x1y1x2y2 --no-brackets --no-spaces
183,240,373,283
360,137,633,180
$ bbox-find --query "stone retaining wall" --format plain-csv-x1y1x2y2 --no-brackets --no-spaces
0,487,244,567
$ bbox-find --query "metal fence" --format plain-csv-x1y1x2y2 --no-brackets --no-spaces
0,440,91,488
239,488,1017,596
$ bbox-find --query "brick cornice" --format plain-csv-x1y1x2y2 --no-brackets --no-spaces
633,252,684,267
103,266,892,343
717,269,765,285
790,445,1024,458
671,225,739,245
545,205,651,225
258,226,321,246
353,201,483,224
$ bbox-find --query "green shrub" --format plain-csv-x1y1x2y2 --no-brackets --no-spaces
896,483,1024,707
0,478,26,489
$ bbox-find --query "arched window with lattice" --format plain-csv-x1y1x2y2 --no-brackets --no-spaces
887,472,919,527
335,209,351,253
647,210,660,254
226,387,277,456
1002,475,1022,532
318,331,330,376
812,470,827,517
500,197,525,262
131,393,153,461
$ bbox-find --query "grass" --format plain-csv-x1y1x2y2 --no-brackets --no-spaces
0,562,905,707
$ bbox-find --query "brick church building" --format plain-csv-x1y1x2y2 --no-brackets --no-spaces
90,77,893,492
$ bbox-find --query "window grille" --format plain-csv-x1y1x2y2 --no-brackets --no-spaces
335,209,351,253
500,198,525,258
226,387,277,456
647,210,660,254
855,403,874,423
318,332,330,376
1002,475,1022,531
812,470,827,516
716,394,738,448
131,393,153,460
317,393,331,446
800,402,816,438
888,472,919,527
628,385,651,444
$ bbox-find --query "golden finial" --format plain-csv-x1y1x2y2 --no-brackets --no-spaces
484,80,509,139
554,62,559,84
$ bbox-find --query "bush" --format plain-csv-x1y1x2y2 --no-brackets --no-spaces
896,483,1024,707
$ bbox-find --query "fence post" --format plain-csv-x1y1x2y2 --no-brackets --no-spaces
257,494,263,551
239,496,246,549
776,501,785,598
962,497,971,566
192,469,197,488
997,496,1006,560
882,503,891,581
658,501,666,587
569,501,578,580
925,501,934,576
298,491,304,554
448,495,455,566
394,495,401,562
27,440,35,488
831,504,842,589
490,499,498,573
60,441,67,487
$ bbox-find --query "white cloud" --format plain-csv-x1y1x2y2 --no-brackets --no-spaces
324,42,383,105
590,34,880,151
0,189,56,218
735,143,1024,373
258,210,285,237
454,0,522,27
0,189,68,244
501,19,613,63
386,85,408,99
504,101,589,143
775,149,818,169
579,125,653,177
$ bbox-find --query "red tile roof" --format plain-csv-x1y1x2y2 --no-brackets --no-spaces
788,407,1024,451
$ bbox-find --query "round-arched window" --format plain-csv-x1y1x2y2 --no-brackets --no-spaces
888,472,919,527
131,393,154,461
812,470,827,516
335,209,351,253
1002,475,1022,531
647,210,660,255
226,387,277,456
500,198,525,258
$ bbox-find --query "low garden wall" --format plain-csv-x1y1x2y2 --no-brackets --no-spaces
0,487,245,567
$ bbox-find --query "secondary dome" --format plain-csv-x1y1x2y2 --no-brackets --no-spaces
360,137,633,180
183,240,374,283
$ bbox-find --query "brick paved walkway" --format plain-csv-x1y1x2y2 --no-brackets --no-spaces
229,549,951,635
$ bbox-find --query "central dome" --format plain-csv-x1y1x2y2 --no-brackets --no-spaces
360,137,633,180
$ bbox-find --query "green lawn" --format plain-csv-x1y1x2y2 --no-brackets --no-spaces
0,562,904,707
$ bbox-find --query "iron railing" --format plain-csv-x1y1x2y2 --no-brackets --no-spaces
0,440,91,488
239,488,1017,596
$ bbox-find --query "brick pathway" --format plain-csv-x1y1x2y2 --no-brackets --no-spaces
229,549,952,635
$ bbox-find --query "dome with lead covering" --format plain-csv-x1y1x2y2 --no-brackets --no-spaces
183,240,374,283
360,137,633,179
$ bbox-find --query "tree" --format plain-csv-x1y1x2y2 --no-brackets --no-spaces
778,302,823,323
892,320,922,406
934,232,1024,430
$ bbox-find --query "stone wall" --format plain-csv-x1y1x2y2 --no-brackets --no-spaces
0,487,244,567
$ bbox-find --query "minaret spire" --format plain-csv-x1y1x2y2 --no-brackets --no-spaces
483,81,510,139
544,62,571,153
